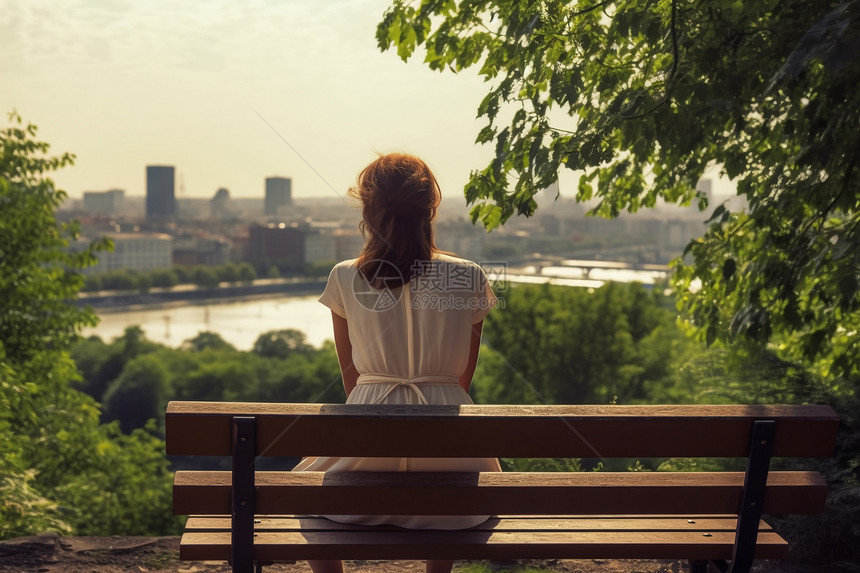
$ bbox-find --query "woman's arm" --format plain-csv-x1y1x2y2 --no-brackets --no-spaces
331,311,358,397
458,320,484,393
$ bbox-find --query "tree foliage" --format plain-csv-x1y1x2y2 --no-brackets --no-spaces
103,354,170,433
0,113,104,365
181,331,236,353
53,420,176,536
71,328,345,435
472,282,697,405
377,0,860,381
0,113,178,538
252,329,315,360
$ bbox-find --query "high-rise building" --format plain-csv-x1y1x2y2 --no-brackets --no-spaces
249,223,304,270
210,187,232,220
264,177,292,216
83,189,125,214
146,165,176,221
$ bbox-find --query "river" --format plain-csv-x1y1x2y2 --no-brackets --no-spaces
83,295,334,350
83,264,669,350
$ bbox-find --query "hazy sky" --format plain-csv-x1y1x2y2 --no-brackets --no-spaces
3,0,733,211
2,0,502,204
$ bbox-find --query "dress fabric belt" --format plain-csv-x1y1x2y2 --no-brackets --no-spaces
356,374,460,405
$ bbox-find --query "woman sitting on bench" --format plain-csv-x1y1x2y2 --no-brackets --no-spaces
292,152,501,573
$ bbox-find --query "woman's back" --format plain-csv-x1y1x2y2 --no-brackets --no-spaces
320,253,496,383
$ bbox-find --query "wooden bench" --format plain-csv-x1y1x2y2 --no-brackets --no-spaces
166,402,839,573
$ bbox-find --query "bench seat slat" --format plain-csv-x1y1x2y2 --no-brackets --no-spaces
173,470,827,516
184,515,772,532
166,403,839,458
179,529,788,561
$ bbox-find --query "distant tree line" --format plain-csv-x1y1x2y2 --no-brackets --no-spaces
81,263,258,292
81,260,337,293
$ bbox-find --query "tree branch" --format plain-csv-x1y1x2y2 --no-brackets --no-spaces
794,138,860,239
571,0,612,17
621,0,679,120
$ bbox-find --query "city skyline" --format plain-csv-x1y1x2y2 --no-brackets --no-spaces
3,0,734,210
2,0,498,206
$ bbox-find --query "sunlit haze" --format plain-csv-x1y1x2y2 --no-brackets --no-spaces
2,0,498,205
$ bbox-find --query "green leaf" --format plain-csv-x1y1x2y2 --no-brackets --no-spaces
706,204,726,224
475,125,496,144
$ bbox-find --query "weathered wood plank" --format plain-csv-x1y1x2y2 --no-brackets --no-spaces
165,402,839,458
165,402,836,419
173,470,827,516
179,529,789,561
184,515,771,532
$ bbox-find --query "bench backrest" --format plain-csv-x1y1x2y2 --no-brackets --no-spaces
167,402,838,516
166,402,838,458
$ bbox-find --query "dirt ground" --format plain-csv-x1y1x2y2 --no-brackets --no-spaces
0,533,706,573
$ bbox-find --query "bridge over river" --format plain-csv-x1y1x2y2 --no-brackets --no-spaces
503,258,670,289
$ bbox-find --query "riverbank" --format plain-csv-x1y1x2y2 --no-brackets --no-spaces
76,278,327,310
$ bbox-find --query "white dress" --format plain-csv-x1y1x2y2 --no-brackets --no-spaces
292,253,502,529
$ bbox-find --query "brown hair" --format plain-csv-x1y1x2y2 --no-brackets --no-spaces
349,153,442,289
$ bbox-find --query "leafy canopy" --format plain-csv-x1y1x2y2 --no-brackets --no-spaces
473,282,694,406
377,0,860,380
1,113,177,538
